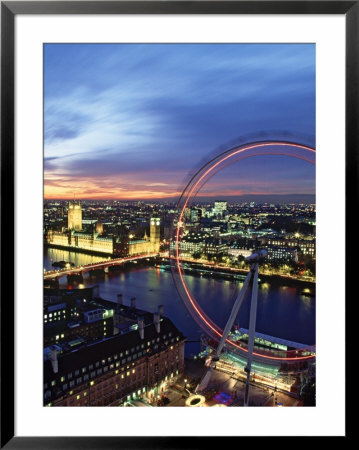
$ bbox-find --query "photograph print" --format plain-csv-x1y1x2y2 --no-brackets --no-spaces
43,43,316,408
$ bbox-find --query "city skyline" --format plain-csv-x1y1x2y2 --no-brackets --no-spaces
44,43,315,200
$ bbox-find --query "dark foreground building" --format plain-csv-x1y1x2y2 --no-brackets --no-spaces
44,312,186,406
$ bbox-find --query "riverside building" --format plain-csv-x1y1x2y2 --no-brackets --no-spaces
43,293,186,406
45,199,161,256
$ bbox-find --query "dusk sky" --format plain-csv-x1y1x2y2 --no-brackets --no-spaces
44,43,315,201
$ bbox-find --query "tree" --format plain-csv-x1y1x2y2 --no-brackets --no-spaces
299,378,316,406
213,253,225,263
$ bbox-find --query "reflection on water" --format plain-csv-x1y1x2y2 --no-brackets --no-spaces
44,247,110,271
44,248,316,355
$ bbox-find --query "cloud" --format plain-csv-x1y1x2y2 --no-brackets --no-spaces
44,43,315,199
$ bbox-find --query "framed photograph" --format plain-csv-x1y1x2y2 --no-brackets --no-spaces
1,1,354,446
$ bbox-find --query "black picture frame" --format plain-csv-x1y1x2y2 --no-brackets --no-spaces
1,1,354,447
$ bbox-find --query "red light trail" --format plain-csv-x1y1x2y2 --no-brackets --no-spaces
172,141,316,362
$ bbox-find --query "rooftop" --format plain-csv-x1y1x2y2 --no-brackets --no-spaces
44,316,185,381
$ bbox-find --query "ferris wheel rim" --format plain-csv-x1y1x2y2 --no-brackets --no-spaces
170,140,316,362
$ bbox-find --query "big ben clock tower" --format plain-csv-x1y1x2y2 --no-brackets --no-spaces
150,215,160,252
68,200,82,231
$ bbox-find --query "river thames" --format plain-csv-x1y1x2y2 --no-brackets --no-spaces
44,247,315,356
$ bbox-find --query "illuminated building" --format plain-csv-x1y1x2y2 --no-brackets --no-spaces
127,215,160,256
213,201,227,215
44,304,114,346
46,230,115,255
44,287,114,345
171,231,210,257
95,218,103,235
67,200,82,231
43,308,186,406
203,238,228,257
228,248,253,259
177,240,203,257
240,215,252,226
266,246,298,263
150,215,161,252
46,214,160,257
267,238,316,258
190,208,202,223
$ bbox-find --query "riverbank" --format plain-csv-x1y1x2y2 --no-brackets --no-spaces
159,258,315,289
44,246,315,289
44,243,113,258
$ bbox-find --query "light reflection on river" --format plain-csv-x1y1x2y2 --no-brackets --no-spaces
44,248,315,355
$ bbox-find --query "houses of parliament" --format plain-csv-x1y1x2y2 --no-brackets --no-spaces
46,200,161,256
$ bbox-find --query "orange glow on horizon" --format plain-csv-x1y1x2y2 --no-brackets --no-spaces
44,186,314,201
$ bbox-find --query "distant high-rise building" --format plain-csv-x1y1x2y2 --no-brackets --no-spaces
68,200,82,231
213,201,228,217
190,208,202,223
